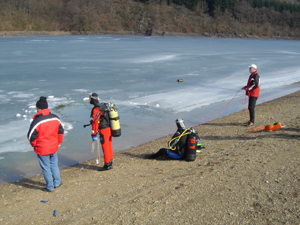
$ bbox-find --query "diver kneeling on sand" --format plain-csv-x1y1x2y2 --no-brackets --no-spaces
146,118,200,161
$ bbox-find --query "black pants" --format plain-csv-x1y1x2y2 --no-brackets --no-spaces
248,96,258,123
148,148,168,159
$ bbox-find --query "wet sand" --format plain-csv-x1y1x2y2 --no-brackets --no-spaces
0,90,299,224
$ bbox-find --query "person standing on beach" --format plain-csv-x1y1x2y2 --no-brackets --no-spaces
89,93,114,170
242,64,261,126
27,96,64,192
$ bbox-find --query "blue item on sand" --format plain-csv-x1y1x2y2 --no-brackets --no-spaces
167,149,182,159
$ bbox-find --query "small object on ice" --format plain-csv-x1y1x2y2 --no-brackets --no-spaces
177,79,183,82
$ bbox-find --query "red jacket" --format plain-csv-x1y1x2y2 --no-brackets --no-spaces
27,109,64,155
245,71,260,97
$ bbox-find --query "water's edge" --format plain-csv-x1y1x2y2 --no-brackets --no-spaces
1,83,299,185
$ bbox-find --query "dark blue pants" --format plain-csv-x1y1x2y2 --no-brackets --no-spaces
248,96,258,123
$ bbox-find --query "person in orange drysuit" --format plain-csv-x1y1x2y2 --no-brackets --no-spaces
89,93,113,170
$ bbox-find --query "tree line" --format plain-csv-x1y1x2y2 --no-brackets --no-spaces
1,0,300,38
137,0,300,13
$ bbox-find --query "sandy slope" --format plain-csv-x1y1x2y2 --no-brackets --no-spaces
0,91,299,225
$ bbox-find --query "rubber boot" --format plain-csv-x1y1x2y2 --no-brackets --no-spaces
104,160,113,170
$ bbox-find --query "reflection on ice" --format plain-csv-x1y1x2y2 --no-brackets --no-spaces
132,54,179,63
62,122,73,131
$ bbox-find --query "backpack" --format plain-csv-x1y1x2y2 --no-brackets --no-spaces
95,103,121,137
96,103,111,130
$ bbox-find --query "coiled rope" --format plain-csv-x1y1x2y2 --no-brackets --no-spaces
91,138,101,164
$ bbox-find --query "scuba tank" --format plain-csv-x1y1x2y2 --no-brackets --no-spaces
108,103,121,137
185,128,197,161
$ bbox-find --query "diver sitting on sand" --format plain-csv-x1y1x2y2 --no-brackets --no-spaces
146,118,200,161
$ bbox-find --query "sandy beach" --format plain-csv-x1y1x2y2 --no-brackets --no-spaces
0,90,299,224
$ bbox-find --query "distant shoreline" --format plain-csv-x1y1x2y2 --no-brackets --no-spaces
1,30,300,40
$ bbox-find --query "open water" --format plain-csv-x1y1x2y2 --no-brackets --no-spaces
0,35,300,184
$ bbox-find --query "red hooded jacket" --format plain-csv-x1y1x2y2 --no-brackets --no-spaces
27,109,64,155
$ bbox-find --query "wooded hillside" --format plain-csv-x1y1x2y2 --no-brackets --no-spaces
1,0,300,38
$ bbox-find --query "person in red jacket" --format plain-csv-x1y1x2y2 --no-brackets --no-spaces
242,64,261,126
27,96,64,192
89,93,114,170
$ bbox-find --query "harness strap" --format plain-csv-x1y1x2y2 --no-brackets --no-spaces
168,128,190,151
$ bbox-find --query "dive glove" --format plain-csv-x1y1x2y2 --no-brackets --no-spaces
92,136,98,141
